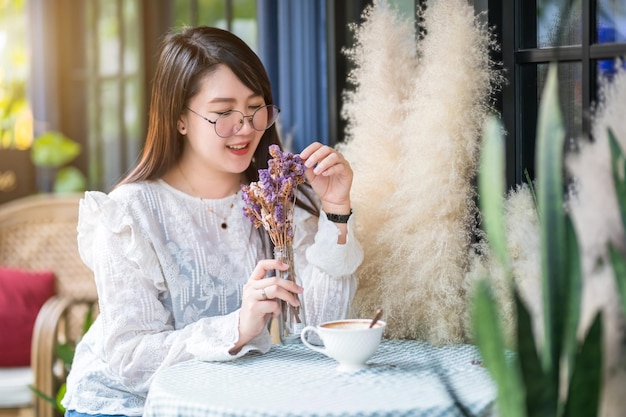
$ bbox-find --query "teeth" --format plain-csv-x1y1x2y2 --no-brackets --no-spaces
228,144,247,150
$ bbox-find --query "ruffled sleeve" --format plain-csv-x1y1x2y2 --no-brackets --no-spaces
76,191,270,395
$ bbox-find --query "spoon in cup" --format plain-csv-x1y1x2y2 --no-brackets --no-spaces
369,308,383,328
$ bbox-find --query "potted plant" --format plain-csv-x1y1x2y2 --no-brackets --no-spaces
471,64,626,417
30,131,86,193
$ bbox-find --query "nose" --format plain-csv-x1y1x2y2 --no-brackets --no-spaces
235,115,255,135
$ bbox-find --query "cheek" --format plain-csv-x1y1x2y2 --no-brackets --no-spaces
247,134,263,155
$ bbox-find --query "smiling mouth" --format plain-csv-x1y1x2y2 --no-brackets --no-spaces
227,144,247,150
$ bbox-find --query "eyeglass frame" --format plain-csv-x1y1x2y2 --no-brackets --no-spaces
184,104,281,138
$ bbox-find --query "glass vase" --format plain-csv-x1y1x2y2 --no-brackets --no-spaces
273,245,305,343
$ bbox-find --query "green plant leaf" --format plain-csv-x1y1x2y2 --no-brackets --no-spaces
56,382,67,412
535,63,567,382
562,213,582,387
30,131,81,167
83,303,95,335
562,312,603,417
53,166,87,193
609,244,626,316
478,116,509,269
608,128,626,234
56,343,75,367
524,169,538,218
515,290,555,417
472,279,525,417
28,384,58,408
607,126,626,318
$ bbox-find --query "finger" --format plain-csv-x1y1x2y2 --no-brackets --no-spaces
261,276,303,294
309,151,340,174
249,259,289,281
300,144,335,169
298,141,323,160
262,285,301,307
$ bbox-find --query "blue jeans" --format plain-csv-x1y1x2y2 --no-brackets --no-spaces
65,411,129,417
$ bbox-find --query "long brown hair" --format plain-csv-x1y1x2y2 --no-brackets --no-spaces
119,26,317,216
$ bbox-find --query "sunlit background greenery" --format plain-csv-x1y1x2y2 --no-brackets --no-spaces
0,0,32,150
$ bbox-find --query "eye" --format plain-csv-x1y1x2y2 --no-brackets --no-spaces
213,110,235,117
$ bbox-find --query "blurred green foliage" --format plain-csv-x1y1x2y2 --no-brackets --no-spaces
30,131,86,193
0,0,32,150
472,64,608,417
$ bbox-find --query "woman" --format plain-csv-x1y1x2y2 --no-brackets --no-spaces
62,26,363,417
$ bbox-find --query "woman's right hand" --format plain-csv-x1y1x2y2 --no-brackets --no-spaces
229,259,303,354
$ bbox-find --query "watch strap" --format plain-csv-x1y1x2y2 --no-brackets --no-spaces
325,209,353,223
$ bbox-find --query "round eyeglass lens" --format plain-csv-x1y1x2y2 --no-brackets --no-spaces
214,105,280,137
253,105,280,131
214,112,243,138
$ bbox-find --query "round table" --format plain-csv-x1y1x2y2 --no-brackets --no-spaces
144,339,496,417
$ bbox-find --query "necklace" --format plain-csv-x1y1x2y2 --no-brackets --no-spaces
177,164,238,230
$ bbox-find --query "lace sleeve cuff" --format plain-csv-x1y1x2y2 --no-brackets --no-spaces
186,310,272,361
305,211,364,277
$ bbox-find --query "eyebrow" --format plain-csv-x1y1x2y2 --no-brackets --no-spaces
207,94,262,104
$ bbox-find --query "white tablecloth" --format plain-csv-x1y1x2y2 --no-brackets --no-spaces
144,339,496,417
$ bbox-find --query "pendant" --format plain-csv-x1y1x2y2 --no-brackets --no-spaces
221,222,228,230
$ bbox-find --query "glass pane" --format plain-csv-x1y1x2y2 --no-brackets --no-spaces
173,0,193,27
232,0,257,50
597,59,626,85
101,80,122,189
198,0,227,28
519,62,582,180
123,0,140,74
99,0,120,76
533,0,582,48
598,0,626,43
125,79,142,166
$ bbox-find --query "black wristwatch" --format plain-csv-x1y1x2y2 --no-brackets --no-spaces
325,209,353,223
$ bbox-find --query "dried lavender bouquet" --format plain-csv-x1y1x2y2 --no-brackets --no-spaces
241,144,306,334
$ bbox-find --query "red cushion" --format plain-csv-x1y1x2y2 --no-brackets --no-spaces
0,267,55,367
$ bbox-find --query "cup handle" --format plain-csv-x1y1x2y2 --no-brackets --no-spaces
301,326,326,354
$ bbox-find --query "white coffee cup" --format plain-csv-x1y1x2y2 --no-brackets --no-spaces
301,318,386,372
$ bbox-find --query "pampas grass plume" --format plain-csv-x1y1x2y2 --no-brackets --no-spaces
337,0,419,319
339,0,503,343
464,183,541,347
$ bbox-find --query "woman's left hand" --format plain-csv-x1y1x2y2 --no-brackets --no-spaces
299,142,353,215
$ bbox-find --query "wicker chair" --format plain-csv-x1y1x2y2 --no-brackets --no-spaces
0,193,97,417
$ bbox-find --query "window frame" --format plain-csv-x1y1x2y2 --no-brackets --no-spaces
492,0,626,187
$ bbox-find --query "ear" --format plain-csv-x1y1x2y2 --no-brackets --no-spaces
177,119,187,135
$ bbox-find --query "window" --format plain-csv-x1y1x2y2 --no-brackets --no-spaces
85,0,144,191
494,0,626,186
173,0,258,50
28,0,259,192
86,0,258,190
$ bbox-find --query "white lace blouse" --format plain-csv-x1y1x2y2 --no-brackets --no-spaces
62,179,363,416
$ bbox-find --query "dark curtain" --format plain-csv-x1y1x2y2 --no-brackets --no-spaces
257,0,329,152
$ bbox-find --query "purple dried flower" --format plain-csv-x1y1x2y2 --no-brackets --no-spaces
241,145,306,248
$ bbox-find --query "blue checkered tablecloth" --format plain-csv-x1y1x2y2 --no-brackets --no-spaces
144,339,496,417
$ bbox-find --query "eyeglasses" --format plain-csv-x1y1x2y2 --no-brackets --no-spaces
185,104,280,138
